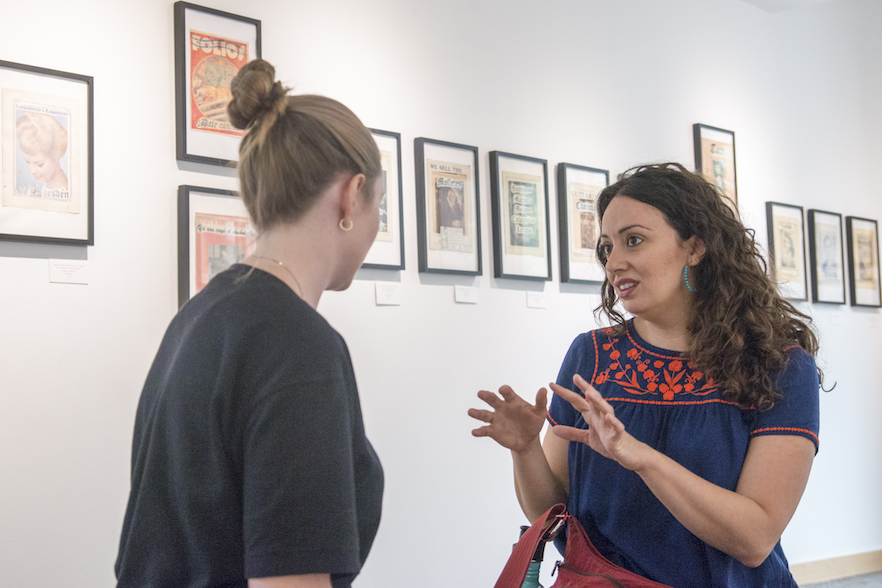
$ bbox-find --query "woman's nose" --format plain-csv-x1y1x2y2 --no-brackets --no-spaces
606,247,626,271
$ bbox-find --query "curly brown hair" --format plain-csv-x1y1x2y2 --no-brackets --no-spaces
594,163,819,410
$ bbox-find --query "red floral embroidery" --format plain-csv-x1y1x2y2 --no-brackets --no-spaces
595,330,718,401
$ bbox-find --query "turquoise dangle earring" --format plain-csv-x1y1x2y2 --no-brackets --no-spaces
683,265,695,293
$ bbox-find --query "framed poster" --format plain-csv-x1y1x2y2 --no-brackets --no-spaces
362,129,404,270
693,123,737,211
557,163,608,283
174,1,261,166
414,137,481,275
845,216,881,308
178,185,256,307
765,202,807,301
0,60,93,245
807,209,846,304
489,151,551,281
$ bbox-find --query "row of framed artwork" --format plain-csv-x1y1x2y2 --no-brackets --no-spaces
0,0,734,255
179,129,880,309
767,203,881,307
177,129,609,309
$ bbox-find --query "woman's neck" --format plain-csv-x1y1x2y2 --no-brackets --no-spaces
246,222,333,310
631,315,691,352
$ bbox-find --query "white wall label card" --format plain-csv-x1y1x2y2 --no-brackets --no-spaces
454,285,478,304
49,259,89,284
526,291,547,309
375,282,401,306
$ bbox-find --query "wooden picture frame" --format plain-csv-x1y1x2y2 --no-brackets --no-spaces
807,209,846,304
845,216,881,308
693,123,737,212
489,151,552,281
363,129,405,270
766,201,807,301
414,137,482,275
0,59,94,245
557,162,608,283
174,1,261,166
178,185,256,306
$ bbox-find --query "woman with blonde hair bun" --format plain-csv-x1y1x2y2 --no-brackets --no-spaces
116,59,384,588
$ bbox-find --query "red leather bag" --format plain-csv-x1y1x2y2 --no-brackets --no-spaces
494,504,674,588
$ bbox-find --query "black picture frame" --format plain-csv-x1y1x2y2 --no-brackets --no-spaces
362,129,405,270
557,162,608,284
174,1,261,167
0,59,94,246
414,137,482,275
766,201,807,301
178,185,256,307
693,123,738,211
807,209,846,304
489,151,552,281
845,216,882,308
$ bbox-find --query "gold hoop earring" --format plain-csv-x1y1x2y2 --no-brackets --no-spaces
339,218,353,232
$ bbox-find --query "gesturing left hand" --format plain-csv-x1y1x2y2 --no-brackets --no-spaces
549,374,647,472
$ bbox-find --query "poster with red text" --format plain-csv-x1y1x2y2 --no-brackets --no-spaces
194,212,256,292
189,30,248,137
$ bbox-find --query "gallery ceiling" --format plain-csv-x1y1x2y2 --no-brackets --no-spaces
738,0,836,13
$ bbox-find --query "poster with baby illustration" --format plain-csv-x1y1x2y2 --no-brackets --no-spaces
0,59,92,245
2,89,80,214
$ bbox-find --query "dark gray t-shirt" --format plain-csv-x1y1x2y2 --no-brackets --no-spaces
116,264,384,588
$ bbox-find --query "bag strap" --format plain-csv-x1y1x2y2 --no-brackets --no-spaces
493,504,568,588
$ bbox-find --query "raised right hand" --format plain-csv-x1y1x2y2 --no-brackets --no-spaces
468,385,548,453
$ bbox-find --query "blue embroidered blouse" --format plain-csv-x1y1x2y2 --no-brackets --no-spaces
548,320,819,588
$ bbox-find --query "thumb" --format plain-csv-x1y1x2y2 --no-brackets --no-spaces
535,387,548,411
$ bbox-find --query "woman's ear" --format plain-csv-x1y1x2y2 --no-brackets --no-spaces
339,173,367,219
686,236,707,265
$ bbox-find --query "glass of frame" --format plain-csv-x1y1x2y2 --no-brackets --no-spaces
174,1,261,167
693,123,737,211
845,216,881,308
557,163,608,283
414,137,482,275
362,129,404,270
766,202,807,301
178,185,256,307
807,209,846,304
489,151,551,281
0,60,93,246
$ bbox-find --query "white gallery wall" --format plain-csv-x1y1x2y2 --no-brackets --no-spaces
0,0,880,586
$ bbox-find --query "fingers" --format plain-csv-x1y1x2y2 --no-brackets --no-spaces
467,407,493,423
549,382,590,412
534,387,548,411
497,385,518,401
551,424,591,444
475,389,503,409
572,375,615,418
470,425,492,438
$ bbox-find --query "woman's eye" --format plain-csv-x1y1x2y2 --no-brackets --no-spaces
599,243,612,257
626,235,643,247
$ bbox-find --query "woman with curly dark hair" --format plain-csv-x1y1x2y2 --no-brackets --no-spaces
470,163,820,587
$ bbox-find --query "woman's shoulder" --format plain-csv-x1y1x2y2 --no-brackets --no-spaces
775,343,818,387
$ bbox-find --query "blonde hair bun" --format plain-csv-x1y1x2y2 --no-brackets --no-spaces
228,59,288,130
